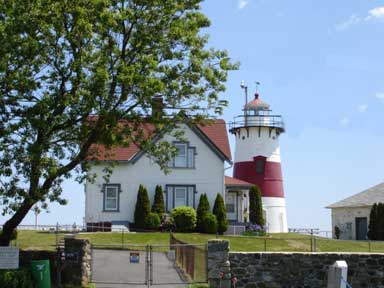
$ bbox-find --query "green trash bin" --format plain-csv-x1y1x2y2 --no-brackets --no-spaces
31,259,51,288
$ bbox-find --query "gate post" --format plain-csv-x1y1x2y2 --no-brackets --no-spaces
207,239,231,288
62,238,92,286
327,260,348,288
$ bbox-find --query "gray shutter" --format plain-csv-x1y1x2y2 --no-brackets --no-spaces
188,148,194,168
188,187,194,208
167,186,173,212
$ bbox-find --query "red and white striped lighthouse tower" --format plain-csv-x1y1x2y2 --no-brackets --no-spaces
230,83,288,233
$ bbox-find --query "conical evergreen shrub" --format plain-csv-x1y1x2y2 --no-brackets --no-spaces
254,186,265,226
213,193,228,235
249,185,264,225
378,203,384,240
196,193,210,232
151,185,165,216
134,185,151,229
368,203,378,240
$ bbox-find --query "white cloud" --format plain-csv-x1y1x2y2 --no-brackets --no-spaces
340,117,350,126
367,6,384,19
336,14,361,30
375,92,384,101
357,104,368,112
337,6,384,30
238,0,249,10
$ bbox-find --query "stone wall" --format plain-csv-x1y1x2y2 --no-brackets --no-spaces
62,238,92,286
229,252,384,288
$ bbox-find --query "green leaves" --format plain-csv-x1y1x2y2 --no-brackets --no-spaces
0,0,237,236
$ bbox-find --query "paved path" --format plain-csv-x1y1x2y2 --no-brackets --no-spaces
92,249,187,288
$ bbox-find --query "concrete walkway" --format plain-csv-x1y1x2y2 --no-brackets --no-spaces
92,249,187,288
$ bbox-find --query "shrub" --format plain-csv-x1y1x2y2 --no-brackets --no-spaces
200,212,218,234
196,194,210,232
151,185,165,216
160,215,175,232
244,223,266,236
334,225,341,239
249,186,264,225
213,193,228,234
171,206,197,232
134,185,151,229
145,213,161,230
0,268,34,288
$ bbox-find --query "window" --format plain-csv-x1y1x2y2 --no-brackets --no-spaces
255,159,264,174
175,187,187,207
102,184,121,212
166,185,195,211
168,142,196,168
174,143,187,167
226,203,235,213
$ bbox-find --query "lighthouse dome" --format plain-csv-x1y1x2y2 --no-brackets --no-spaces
244,93,270,111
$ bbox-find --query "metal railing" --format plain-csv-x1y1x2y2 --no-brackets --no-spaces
229,115,285,131
289,228,333,239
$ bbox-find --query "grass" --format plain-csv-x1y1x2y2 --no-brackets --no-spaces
14,230,67,251
13,230,384,253
174,232,384,253
14,230,170,251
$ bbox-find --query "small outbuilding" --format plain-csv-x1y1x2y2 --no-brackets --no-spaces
326,182,384,240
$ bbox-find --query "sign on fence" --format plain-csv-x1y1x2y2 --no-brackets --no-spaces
0,247,19,269
65,251,79,263
130,252,140,263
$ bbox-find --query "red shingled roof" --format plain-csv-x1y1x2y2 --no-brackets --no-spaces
88,119,231,162
196,119,231,161
225,176,253,187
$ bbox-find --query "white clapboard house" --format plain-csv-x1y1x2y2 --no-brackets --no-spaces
84,119,253,231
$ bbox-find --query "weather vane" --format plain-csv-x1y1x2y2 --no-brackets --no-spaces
255,81,260,93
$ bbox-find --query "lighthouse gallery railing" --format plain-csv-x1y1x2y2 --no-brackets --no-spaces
229,115,285,131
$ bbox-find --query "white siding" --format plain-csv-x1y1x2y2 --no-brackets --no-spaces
85,125,225,224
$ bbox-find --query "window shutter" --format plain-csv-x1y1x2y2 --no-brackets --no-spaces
167,186,173,212
188,148,195,168
188,187,195,208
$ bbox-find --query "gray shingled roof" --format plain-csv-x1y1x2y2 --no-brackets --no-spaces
326,182,384,209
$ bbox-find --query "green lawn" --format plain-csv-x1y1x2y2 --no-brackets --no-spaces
13,230,384,253
174,232,384,253
14,231,169,251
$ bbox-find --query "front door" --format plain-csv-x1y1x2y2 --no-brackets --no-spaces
226,191,238,221
355,217,368,240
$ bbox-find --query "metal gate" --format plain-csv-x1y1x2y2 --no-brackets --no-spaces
91,243,207,287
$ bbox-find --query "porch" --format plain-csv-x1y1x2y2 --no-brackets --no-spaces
224,176,254,235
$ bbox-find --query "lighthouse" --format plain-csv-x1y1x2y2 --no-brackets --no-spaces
230,83,288,233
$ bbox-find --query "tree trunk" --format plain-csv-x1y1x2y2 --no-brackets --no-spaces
0,200,34,246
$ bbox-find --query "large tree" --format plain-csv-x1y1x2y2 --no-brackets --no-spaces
0,0,237,245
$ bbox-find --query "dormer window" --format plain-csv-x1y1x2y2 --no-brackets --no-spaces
169,142,196,168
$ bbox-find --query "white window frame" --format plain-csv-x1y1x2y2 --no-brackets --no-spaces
169,142,196,168
102,184,120,212
174,143,187,167
174,187,187,207
166,185,196,211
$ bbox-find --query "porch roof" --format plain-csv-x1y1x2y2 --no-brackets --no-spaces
225,176,254,189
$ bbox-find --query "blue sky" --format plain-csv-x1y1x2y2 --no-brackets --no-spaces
2,0,384,230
